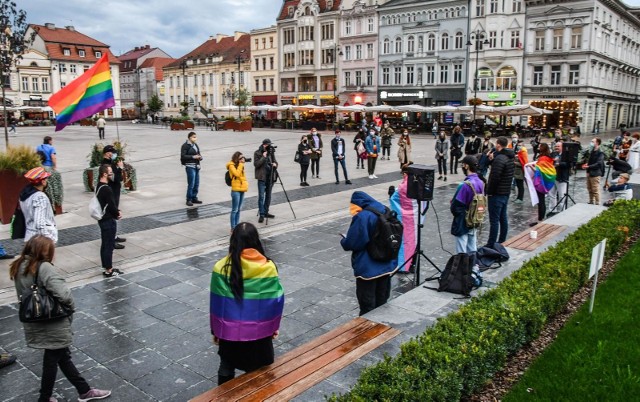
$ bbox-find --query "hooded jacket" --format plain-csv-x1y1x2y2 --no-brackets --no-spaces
19,185,57,243
450,173,485,236
226,161,249,192
340,191,398,280
487,148,515,196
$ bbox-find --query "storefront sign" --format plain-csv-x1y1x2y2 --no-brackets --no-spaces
380,90,424,100
319,95,335,99
298,94,315,100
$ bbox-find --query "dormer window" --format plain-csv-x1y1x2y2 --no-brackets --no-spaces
288,6,294,17
327,0,333,10
95,51,102,58
79,49,85,57
63,48,70,56
305,6,311,15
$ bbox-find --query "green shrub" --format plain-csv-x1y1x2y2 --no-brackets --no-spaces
331,201,640,401
0,144,42,175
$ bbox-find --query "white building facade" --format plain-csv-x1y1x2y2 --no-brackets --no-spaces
250,26,279,108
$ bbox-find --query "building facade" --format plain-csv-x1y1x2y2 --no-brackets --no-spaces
250,26,279,110
523,0,640,132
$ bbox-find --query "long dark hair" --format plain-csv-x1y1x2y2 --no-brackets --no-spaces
222,222,267,300
231,151,242,167
9,235,55,280
539,142,551,157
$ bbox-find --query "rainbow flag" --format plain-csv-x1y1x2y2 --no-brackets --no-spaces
210,249,284,342
533,155,557,194
48,54,115,132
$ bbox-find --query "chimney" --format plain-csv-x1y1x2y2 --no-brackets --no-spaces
216,33,229,42
135,46,139,51
209,35,215,41
45,23,55,29
65,26,75,31
234,31,248,41
145,45,150,49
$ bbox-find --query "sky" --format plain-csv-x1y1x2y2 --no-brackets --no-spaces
19,0,640,59
20,0,283,58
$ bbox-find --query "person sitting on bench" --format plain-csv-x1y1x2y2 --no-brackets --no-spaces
603,173,633,207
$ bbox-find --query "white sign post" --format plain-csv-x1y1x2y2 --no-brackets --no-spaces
588,239,607,314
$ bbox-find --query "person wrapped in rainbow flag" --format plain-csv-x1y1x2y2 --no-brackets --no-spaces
389,165,419,273
210,222,284,385
525,143,556,226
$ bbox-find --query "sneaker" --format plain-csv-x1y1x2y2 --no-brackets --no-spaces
316,176,321,179
186,200,193,206
303,182,310,186
192,199,203,204
114,243,125,250
301,182,306,186
78,388,111,402
345,180,352,185
437,176,442,180
0,353,17,368
513,199,523,204
115,237,126,243
335,181,340,184
443,177,447,181
372,175,378,179
258,216,264,223
103,270,120,278
265,213,275,218
368,175,373,179
529,221,539,227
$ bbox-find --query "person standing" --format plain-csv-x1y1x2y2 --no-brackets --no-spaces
340,191,398,315
297,135,312,186
96,116,106,139
211,222,284,385
254,139,278,223
628,133,640,171
465,131,481,156
226,152,249,232
485,137,515,248
582,137,605,205
525,143,556,226
180,132,203,207
96,165,123,277
10,235,112,402
307,128,323,179
431,119,438,139
101,145,126,248
364,128,381,179
37,136,57,170
450,126,464,174
548,142,571,214
380,123,394,160
512,139,528,204
450,156,485,255
353,128,366,169
37,136,64,215
9,116,17,133
397,130,412,170
389,165,418,273
19,168,57,244
435,132,449,181
331,130,352,185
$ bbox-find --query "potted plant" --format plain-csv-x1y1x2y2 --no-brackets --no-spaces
0,145,42,224
468,97,484,106
83,142,137,192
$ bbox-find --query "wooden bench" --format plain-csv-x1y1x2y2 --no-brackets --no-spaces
191,317,399,402
503,222,566,251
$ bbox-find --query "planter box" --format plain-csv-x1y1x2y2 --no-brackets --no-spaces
0,170,29,225
83,167,98,192
225,121,252,132
184,121,195,129
171,122,186,130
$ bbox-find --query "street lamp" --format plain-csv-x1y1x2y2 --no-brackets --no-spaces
333,43,343,128
179,58,188,114
234,49,246,119
603,95,609,131
592,98,600,134
467,30,489,128
135,68,142,118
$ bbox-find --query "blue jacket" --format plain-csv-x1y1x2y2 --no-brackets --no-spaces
364,134,381,155
450,173,485,236
340,191,398,279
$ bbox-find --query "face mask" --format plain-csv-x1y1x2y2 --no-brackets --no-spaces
335,135,340,139
108,173,115,181
303,140,307,143
462,167,469,176
512,138,517,143
111,153,118,161
589,143,595,149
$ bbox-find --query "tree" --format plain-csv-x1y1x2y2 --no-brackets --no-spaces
1,1,36,147
147,93,163,116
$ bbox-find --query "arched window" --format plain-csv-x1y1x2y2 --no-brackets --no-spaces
441,33,449,50
408,35,415,52
455,32,463,49
427,11,432,20
428,33,436,51
383,38,390,54
477,67,494,90
395,37,402,53
305,6,311,15
496,66,517,90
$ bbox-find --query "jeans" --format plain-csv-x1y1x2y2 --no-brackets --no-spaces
455,229,477,254
300,164,309,183
356,276,391,316
487,195,509,248
257,180,272,217
230,191,245,229
39,348,90,402
185,167,200,201
333,158,349,182
450,150,460,173
97,127,104,139
311,158,320,176
99,218,117,269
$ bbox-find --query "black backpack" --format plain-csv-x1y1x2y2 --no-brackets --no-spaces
475,243,510,270
224,170,232,186
437,253,477,296
365,206,403,262
10,204,26,240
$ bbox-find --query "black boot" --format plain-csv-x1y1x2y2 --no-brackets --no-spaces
218,374,235,385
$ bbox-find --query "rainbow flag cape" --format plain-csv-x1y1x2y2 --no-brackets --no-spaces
517,146,529,170
389,177,418,272
210,249,284,342
48,54,115,132
533,155,556,194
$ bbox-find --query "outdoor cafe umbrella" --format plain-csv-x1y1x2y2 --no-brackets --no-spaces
336,104,366,112
363,105,398,113
493,104,553,116
456,105,496,114
395,104,428,113
427,105,459,113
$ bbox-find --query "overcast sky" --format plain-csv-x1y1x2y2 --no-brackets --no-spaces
19,0,640,59
20,0,282,58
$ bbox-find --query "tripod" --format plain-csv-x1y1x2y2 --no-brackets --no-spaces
395,201,441,286
265,167,296,225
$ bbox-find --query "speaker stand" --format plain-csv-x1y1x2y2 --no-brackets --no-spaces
396,201,441,287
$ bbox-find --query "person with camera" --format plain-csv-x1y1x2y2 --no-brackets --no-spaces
180,132,203,207
380,123,394,160
364,128,381,179
10,235,112,402
96,164,123,278
331,130,352,185
307,128,323,179
254,139,278,223
450,126,464,174
603,173,633,206
298,135,312,186
465,131,481,156
101,145,127,247
226,152,249,232
581,137,605,205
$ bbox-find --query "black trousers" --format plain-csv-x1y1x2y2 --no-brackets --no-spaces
356,276,391,316
367,156,378,175
300,163,309,183
536,190,546,221
40,348,90,402
99,218,117,269
450,151,460,173
437,158,447,175
382,146,391,157
311,159,320,176
515,178,524,201
355,150,364,168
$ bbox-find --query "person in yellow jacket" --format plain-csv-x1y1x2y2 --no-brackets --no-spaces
226,152,249,232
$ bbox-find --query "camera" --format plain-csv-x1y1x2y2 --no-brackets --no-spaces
244,157,252,163
267,144,277,152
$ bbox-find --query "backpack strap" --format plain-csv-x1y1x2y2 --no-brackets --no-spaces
364,206,384,216
464,180,477,196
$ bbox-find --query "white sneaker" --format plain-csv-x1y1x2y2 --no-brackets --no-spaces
372,175,378,179
368,175,373,179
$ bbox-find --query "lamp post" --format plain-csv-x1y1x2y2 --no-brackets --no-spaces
135,68,142,118
592,98,600,134
333,43,343,128
179,58,188,115
603,95,609,132
467,30,489,126
234,49,246,119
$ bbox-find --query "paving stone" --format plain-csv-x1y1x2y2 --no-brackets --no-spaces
150,261,188,274
127,321,187,346
101,347,172,381
155,282,202,300
143,300,193,320
126,291,172,311
137,275,182,290
154,332,212,361
164,379,217,402
133,363,206,400
81,334,144,363
176,346,219,379
276,316,315,343
164,308,210,332
122,268,163,283
288,304,345,328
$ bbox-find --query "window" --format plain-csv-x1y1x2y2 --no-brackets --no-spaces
59,63,67,72
477,67,494,90
428,34,436,51
95,51,102,58
453,64,462,83
366,70,373,86
270,57,274,69
441,33,449,50
512,0,522,12
298,49,314,65
440,65,449,84
298,25,314,41
22,77,29,91
571,27,582,49
345,46,352,60
255,39,259,49
367,43,373,58
70,64,77,73
394,67,402,84
83,65,89,72
383,38,390,54
263,78,267,91
262,38,266,48
535,30,545,51
550,65,561,85
426,65,435,84
281,77,295,92
382,67,390,85
255,79,260,91
510,31,521,48
270,78,274,91
321,48,334,64
63,48,70,56
284,28,295,45
262,58,267,70
356,71,362,86
496,66,516,90
395,37,402,53
569,64,580,84
367,18,374,32
356,45,362,59
321,23,334,40
490,0,498,13
194,74,198,86
407,36,415,53
476,0,485,17
209,73,213,85
298,76,317,92
78,49,85,57
488,31,497,48
284,52,295,68
270,37,274,48
255,58,260,70
553,28,563,50
345,71,352,86
418,36,424,52
455,32,463,49
533,66,543,85
345,20,352,35
42,77,49,92
221,72,225,85
406,66,414,85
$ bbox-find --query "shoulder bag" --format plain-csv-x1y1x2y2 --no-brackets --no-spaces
19,264,73,323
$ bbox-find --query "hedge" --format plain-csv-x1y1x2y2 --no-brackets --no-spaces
331,201,640,401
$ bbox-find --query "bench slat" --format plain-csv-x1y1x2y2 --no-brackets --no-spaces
503,223,566,251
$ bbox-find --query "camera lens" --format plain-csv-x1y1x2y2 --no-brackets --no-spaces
244,157,252,162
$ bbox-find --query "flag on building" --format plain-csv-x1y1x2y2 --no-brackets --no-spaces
48,54,115,131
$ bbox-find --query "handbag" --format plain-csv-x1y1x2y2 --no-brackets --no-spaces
294,150,300,163
89,185,107,220
19,264,73,323
10,204,26,239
